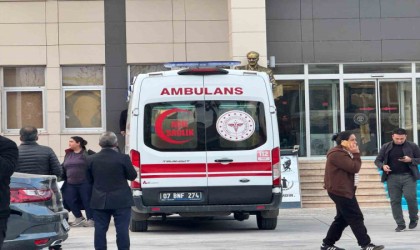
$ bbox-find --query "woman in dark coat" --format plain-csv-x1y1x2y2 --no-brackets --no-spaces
62,136,94,227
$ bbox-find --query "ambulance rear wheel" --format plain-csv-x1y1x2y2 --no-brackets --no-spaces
130,219,148,232
256,213,277,230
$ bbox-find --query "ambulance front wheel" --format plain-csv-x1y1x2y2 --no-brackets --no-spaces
130,219,148,232
256,213,277,230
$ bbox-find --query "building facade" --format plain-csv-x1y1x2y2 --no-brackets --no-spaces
1,0,420,160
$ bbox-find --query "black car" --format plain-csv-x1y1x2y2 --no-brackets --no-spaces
4,173,69,249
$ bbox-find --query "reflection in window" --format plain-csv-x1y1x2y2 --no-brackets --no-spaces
272,65,304,75
309,80,340,156
2,66,45,130
62,66,103,86
4,67,45,87
144,101,267,152
129,64,167,84
343,63,411,73
308,64,339,74
65,90,101,128
344,81,377,156
379,81,413,142
62,66,104,130
275,80,306,156
416,79,420,143
6,92,43,129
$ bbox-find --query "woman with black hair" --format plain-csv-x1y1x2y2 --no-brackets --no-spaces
62,136,94,227
320,131,384,250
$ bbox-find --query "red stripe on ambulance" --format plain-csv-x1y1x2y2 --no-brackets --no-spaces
141,174,207,179
208,173,271,177
141,163,206,173
207,162,271,172
140,162,272,179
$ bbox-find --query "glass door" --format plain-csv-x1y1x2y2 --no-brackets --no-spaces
309,80,340,156
344,79,412,156
378,80,413,143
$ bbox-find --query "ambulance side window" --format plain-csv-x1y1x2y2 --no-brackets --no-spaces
205,101,267,151
144,102,205,151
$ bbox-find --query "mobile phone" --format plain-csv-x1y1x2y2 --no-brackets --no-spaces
399,156,405,160
340,140,350,148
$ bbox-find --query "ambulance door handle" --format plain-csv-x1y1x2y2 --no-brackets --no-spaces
214,158,233,163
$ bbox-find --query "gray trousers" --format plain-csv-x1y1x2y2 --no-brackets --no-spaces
387,173,419,226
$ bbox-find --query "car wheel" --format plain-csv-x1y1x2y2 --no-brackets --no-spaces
130,219,148,232
256,213,277,230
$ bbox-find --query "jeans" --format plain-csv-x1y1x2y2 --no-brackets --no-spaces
323,192,371,247
387,173,419,226
93,207,131,250
64,182,93,220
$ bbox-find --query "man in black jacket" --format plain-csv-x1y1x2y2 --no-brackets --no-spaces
87,131,137,250
375,128,420,232
0,135,18,248
16,126,62,178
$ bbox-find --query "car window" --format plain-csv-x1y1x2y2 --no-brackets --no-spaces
144,101,204,151
205,101,267,151
144,101,266,151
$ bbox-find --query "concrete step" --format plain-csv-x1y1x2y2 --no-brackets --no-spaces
301,199,390,208
302,194,388,202
300,182,385,190
298,159,388,208
300,174,381,183
298,160,377,168
300,168,381,176
301,187,386,196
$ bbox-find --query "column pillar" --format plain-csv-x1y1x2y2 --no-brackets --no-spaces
228,0,268,66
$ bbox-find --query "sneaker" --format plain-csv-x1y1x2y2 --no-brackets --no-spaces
83,219,94,227
70,217,86,227
395,224,406,232
320,243,345,250
361,243,385,250
409,219,418,229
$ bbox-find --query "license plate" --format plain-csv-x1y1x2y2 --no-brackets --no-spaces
62,219,70,231
160,192,202,201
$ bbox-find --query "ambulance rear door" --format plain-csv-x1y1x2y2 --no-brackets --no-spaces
136,73,209,206
203,73,275,205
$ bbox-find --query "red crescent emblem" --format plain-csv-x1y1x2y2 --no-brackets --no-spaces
155,108,193,145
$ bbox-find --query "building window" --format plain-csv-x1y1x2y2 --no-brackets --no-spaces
275,80,306,156
62,66,104,131
129,64,167,84
2,67,45,132
416,79,420,143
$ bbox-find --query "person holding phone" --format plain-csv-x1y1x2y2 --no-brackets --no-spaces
375,128,420,232
321,131,384,250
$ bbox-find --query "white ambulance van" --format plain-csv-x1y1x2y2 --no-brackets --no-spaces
126,62,282,232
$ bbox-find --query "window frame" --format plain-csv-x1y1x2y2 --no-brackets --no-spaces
60,65,106,133
1,67,46,134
